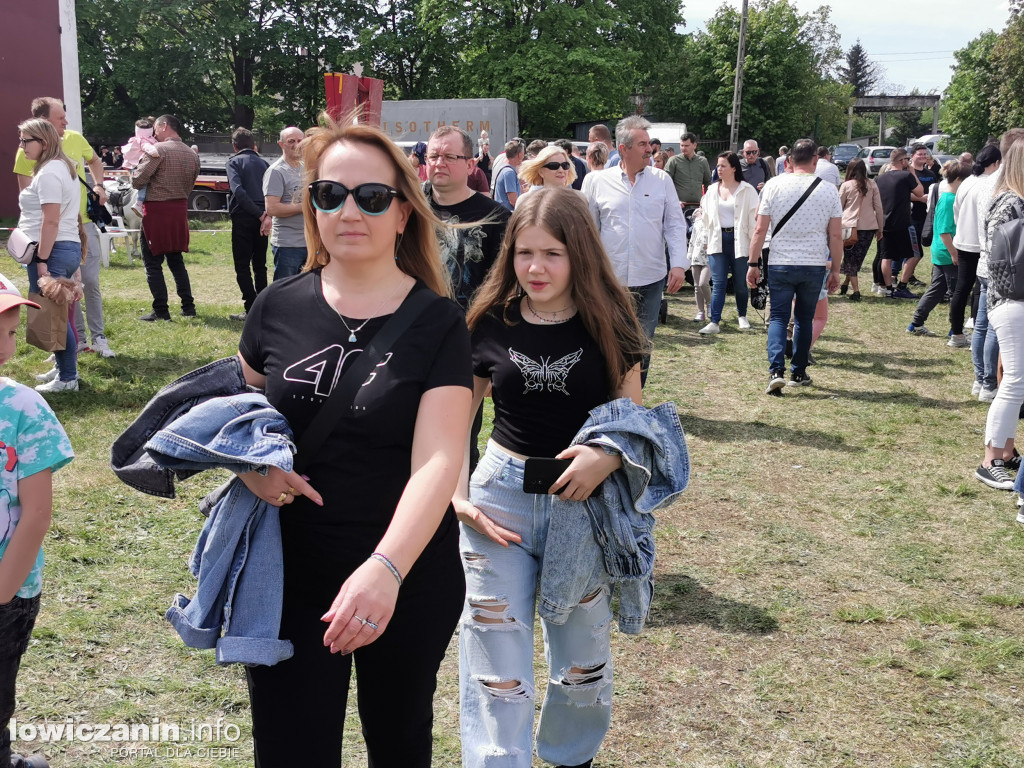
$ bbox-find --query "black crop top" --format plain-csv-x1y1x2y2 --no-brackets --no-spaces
472,303,621,457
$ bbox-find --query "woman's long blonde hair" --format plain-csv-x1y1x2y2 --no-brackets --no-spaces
466,187,648,391
518,144,578,188
18,119,76,179
996,138,1024,200
300,114,450,298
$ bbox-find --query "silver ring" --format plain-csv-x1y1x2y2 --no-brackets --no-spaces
353,615,365,624
366,620,378,631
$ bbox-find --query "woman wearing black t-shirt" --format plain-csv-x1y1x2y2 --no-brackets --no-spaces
234,119,472,766
455,187,648,768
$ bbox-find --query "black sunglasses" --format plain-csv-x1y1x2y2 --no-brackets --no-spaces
542,161,571,171
308,180,404,216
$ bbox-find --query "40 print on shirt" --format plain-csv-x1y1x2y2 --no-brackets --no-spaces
283,345,394,399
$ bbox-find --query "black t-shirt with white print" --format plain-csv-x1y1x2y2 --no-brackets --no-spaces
239,270,472,535
473,302,624,458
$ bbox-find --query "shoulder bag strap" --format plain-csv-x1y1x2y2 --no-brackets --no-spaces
292,285,442,473
773,176,822,237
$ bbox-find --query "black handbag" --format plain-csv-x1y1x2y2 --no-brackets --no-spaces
80,177,113,230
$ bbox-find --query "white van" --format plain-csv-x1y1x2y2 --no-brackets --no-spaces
912,134,950,153
646,123,688,155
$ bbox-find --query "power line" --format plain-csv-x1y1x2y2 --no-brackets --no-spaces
871,50,955,57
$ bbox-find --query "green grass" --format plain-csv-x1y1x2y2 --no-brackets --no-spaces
4,230,1024,766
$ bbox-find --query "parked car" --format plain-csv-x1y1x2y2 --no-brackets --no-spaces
856,145,898,177
831,143,861,170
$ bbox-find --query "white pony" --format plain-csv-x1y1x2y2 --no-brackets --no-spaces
103,177,142,259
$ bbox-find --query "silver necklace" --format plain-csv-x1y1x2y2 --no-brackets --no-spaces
334,278,409,343
526,296,575,324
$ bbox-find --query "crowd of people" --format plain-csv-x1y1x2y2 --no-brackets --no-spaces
5,90,1024,768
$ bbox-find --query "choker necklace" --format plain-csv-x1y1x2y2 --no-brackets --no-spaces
334,277,409,342
526,296,575,324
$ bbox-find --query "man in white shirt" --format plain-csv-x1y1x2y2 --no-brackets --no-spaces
814,146,842,188
748,139,842,394
582,116,689,385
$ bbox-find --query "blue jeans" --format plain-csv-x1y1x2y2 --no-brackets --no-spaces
460,443,613,768
272,246,307,281
709,231,748,323
767,265,826,374
28,241,79,381
629,277,665,387
972,278,1000,390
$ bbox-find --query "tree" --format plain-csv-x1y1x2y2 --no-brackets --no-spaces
420,0,683,137
940,32,1000,154
650,0,849,151
992,4,1024,133
77,0,358,139
838,40,879,97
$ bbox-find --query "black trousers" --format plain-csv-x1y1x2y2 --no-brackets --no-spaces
0,595,40,767
141,235,194,316
246,513,465,767
231,213,268,312
949,250,979,335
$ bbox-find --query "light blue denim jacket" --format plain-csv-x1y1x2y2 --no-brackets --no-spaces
144,392,296,666
538,398,689,635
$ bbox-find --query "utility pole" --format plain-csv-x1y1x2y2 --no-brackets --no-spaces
729,0,749,152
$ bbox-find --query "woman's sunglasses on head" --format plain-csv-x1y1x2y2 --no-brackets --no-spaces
308,180,404,216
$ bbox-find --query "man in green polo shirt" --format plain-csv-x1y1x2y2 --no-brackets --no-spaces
13,97,115,358
664,131,712,221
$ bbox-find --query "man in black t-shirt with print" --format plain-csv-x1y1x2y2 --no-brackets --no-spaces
875,148,924,298
424,125,510,467
424,126,510,311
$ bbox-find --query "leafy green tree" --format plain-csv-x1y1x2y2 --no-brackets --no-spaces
650,0,848,151
940,32,1000,154
420,0,683,137
838,40,879,97
992,2,1024,133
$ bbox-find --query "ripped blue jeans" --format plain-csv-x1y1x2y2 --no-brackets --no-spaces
459,442,613,768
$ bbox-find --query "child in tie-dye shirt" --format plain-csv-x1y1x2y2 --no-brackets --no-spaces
0,274,74,768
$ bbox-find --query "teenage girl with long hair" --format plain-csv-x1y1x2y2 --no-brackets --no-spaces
455,186,649,768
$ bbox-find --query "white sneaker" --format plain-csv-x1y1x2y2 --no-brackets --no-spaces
737,316,751,330
34,367,58,383
964,317,975,330
699,321,720,335
979,387,997,403
871,284,884,295
947,333,971,348
90,335,115,358
35,377,79,393
77,340,90,354
44,353,55,363
971,381,983,397
693,311,706,323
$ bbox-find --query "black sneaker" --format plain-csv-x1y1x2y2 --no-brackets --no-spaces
140,312,172,322
1007,450,1021,472
849,291,861,302
840,283,849,295
909,277,926,288
787,371,813,387
766,370,786,394
976,460,1014,490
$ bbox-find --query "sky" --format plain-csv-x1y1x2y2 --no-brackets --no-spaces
681,0,1013,94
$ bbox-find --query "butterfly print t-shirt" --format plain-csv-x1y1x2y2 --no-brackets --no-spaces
472,302,613,458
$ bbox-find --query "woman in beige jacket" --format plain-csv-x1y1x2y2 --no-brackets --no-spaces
838,158,884,300
698,151,760,334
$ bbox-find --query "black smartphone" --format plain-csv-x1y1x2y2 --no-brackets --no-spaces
523,457,573,495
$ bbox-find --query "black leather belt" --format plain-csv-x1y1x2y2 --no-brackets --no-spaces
721,227,734,233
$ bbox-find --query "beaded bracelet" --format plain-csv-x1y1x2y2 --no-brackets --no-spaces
369,552,404,587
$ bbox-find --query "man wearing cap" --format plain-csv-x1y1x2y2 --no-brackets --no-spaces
13,97,115,358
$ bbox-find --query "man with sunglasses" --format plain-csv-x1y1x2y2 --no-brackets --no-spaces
739,140,773,192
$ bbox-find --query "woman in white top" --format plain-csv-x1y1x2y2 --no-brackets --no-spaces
699,151,759,334
518,145,577,199
16,118,82,393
